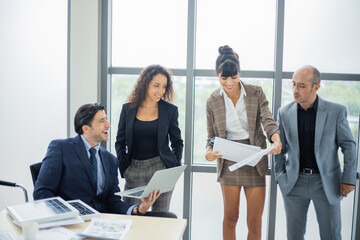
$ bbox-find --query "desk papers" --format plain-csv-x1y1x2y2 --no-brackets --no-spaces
212,137,274,172
77,217,132,240
0,231,16,240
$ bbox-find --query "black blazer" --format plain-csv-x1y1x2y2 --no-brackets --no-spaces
115,100,183,177
33,135,133,214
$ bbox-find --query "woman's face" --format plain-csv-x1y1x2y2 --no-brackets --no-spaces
218,73,240,95
146,74,168,103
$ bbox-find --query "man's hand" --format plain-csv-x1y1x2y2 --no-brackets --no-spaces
340,183,355,197
138,190,161,214
205,146,223,162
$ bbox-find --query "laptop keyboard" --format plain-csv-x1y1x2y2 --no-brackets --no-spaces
129,190,144,197
13,198,73,222
68,201,95,215
46,198,72,214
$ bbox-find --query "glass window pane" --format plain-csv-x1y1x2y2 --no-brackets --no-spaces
282,79,360,140
192,173,271,238
194,77,274,165
194,77,219,165
112,0,188,68
196,0,276,70
283,0,360,73
110,75,185,163
110,75,138,154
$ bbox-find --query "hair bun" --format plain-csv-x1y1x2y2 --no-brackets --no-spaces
218,45,233,55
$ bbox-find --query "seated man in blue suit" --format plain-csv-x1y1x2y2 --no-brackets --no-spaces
34,103,160,216
275,65,356,240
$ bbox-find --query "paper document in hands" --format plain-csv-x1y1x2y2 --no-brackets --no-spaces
228,146,274,172
212,137,261,162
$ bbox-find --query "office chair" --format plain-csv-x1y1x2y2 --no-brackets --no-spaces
0,180,28,202
29,162,42,186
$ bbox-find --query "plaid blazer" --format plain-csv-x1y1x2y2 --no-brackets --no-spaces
206,81,279,177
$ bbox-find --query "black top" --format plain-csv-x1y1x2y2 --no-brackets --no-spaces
132,118,159,160
297,96,319,171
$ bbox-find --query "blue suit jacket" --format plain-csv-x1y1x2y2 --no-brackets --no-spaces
33,135,133,214
274,96,357,205
115,100,183,177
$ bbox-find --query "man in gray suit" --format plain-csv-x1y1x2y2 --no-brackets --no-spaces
275,65,356,240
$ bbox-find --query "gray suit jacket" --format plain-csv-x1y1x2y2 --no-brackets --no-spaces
206,81,279,177
275,96,356,205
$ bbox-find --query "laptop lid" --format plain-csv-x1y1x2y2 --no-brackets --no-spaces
116,165,187,199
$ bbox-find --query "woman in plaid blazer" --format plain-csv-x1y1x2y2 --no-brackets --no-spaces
205,45,282,240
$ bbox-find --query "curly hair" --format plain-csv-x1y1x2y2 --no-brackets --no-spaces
127,64,174,108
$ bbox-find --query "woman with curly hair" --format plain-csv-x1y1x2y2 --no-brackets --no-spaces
115,64,183,211
205,46,281,239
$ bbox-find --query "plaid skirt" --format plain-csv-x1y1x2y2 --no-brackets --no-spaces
218,139,265,187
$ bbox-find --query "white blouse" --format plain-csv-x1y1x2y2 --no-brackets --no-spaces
219,82,249,140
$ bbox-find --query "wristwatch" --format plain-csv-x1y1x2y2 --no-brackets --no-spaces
134,205,146,216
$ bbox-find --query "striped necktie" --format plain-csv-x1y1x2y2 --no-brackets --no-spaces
89,147,97,188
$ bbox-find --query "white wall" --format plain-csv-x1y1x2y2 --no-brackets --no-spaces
0,0,67,208
0,0,100,210
69,0,100,137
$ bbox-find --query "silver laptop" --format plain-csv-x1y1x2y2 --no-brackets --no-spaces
116,165,187,199
6,197,79,224
67,199,100,221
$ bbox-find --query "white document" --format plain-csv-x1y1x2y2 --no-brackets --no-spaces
77,217,132,240
0,231,16,240
212,137,260,163
13,216,84,229
36,227,79,240
229,146,274,172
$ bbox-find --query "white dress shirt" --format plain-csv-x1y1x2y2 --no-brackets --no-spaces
219,82,249,140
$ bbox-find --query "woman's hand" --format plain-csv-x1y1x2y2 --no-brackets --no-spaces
269,133,282,155
138,190,161,213
205,146,223,161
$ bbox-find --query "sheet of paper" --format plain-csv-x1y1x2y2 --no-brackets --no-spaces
212,137,261,163
77,217,132,240
228,146,274,172
37,227,79,240
0,231,16,240
13,216,84,229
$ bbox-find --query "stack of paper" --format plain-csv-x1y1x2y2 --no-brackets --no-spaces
212,137,274,172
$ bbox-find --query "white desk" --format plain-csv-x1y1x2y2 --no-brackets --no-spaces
0,209,187,240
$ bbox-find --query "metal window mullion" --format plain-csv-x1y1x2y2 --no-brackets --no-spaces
282,72,360,81
194,69,275,78
267,0,285,239
100,0,112,150
183,0,196,239
67,0,71,138
109,67,186,76
352,114,360,240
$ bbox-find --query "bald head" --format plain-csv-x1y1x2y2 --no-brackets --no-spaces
293,65,321,84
